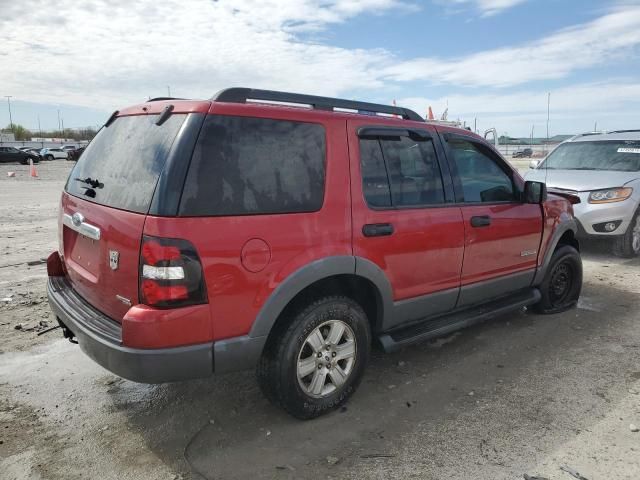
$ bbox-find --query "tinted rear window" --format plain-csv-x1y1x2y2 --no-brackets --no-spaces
179,115,326,216
65,114,186,213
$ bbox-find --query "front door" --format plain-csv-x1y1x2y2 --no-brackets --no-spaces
440,132,543,307
348,120,465,330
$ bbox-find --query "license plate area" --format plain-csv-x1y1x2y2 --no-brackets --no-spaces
64,226,100,279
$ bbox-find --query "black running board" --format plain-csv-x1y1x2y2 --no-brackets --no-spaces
378,288,541,353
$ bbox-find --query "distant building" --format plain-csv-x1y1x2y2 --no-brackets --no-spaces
0,132,16,142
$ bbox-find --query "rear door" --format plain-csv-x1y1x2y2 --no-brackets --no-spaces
349,120,465,330
61,113,188,321
440,132,542,306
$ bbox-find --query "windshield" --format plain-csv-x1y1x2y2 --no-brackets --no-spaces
65,113,186,213
542,140,640,171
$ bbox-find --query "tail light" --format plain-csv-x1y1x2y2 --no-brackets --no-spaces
139,235,207,308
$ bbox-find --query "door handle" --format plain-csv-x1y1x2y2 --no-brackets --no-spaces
363,223,394,237
470,215,491,228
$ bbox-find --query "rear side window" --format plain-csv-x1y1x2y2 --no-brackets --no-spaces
65,114,186,213
359,134,445,208
360,139,392,207
179,115,326,216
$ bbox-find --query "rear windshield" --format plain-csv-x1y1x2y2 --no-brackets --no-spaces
65,114,186,213
179,115,325,216
543,140,640,171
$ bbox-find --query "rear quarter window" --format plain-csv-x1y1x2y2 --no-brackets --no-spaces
179,115,326,216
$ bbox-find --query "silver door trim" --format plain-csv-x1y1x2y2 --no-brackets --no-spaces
63,213,101,241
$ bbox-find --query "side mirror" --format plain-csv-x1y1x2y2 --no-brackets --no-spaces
529,159,540,169
524,181,547,204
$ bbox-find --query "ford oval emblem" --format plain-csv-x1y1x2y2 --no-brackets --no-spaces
71,212,84,227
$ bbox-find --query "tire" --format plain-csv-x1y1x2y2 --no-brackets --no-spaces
45,155,54,161
612,208,640,258
257,295,371,419
533,245,582,314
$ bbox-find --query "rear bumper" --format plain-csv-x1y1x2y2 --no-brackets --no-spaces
48,276,216,383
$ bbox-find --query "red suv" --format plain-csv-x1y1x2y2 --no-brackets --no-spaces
47,88,582,419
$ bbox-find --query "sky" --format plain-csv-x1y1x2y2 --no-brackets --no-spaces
1,0,639,137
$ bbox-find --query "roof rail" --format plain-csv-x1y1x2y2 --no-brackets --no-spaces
568,132,602,140
605,129,640,134
147,97,186,102
212,88,424,122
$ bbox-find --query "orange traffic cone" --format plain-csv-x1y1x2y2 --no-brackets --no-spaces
29,159,38,178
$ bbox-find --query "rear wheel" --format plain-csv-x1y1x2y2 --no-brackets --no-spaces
257,295,371,419
533,245,582,314
612,209,640,258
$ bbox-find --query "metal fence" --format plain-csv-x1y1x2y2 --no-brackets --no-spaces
496,144,556,158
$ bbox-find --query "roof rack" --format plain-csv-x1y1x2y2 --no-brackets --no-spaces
147,97,185,102
568,132,602,140
605,129,640,134
212,88,424,122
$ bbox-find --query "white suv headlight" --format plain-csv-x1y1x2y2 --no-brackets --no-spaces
588,187,633,204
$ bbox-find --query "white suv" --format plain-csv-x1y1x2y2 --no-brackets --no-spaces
526,130,640,257
40,148,69,160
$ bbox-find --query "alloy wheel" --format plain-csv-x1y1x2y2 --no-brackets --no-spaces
297,320,356,398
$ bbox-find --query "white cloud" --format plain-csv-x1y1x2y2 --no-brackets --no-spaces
0,0,639,136
398,81,640,135
445,0,528,17
383,6,640,87
0,0,409,109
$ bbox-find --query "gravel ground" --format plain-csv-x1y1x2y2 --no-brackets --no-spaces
0,161,639,480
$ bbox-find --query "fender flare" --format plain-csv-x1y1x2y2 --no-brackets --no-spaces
533,217,578,285
248,255,393,338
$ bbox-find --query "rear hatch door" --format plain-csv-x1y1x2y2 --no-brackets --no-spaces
61,112,188,321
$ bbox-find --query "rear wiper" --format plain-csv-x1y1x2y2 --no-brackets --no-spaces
74,177,104,189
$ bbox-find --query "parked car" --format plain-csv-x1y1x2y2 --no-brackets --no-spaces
40,147,68,160
0,146,40,164
47,88,582,419
512,148,533,158
66,146,85,161
26,148,43,158
526,130,640,257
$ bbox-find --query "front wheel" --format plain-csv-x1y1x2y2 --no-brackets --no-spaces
533,245,582,314
612,209,640,258
45,155,54,161
257,295,371,419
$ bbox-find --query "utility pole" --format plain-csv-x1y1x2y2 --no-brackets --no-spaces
594,121,598,132
38,115,42,146
4,96,13,133
167,86,171,97
531,125,534,146
546,92,551,142
57,109,61,133
474,117,477,134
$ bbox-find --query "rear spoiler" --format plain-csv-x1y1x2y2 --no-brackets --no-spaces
547,188,581,204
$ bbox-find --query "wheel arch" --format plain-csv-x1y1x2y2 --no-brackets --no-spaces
533,218,579,286
250,256,393,347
